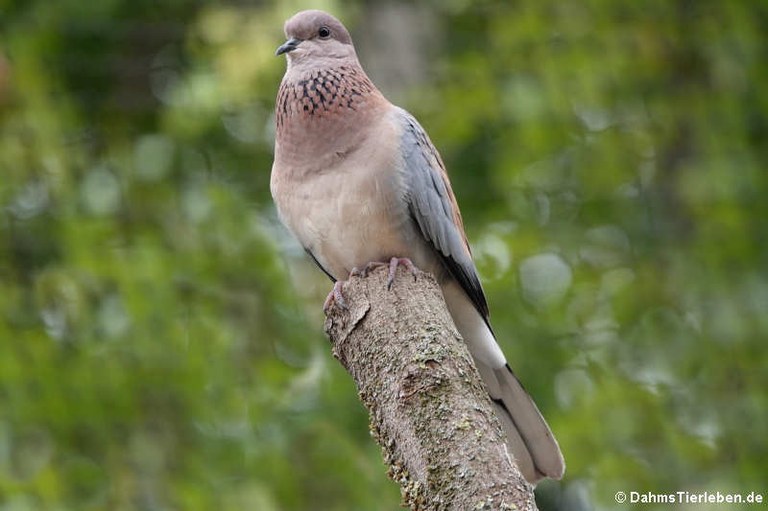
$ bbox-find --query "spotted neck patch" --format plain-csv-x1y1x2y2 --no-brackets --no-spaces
276,65,377,131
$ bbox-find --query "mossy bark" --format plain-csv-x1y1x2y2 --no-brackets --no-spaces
324,266,537,511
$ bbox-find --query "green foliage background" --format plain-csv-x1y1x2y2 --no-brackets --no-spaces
1,1,766,510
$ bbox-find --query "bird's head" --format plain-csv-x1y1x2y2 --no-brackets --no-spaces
276,10,357,68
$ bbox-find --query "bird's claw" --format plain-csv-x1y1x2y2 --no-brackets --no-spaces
329,259,418,312
386,257,418,289
323,280,348,313
349,258,418,288
352,261,387,278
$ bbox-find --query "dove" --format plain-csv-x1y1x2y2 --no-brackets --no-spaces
270,9,564,483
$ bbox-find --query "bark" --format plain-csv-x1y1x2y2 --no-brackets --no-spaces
324,265,537,511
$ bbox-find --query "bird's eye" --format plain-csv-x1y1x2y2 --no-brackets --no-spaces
318,26,331,39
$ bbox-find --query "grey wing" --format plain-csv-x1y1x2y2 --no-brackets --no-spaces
398,109,490,320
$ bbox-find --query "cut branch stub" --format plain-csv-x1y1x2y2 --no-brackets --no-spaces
324,266,537,511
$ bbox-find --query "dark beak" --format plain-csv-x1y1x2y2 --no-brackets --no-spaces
276,37,302,56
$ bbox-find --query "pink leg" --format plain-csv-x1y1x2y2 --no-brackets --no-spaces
386,257,418,289
351,257,418,286
323,280,348,313
354,260,386,278
325,258,419,313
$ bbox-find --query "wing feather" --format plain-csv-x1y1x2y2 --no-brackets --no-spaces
398,109,489,320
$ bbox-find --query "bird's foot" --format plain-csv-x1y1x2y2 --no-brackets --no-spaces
322,280,348,313
386,257,418,289
350,261,387,278
350,258,418,289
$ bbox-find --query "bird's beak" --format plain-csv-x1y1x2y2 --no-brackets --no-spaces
276,37,302,56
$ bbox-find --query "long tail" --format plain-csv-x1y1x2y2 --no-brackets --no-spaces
482,363,565,483
441,282,564,483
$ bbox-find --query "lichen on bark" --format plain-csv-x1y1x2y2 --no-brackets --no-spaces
324,266,537,511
